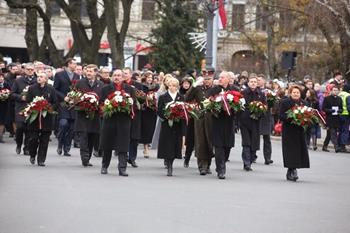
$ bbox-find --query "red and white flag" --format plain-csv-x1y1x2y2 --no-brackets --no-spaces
218,0,227,29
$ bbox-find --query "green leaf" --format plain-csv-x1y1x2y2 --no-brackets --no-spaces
29,111,39,124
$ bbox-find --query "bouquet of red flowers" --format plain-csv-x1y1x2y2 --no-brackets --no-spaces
75,92,100,119
102,90,134,118
164,101,199,127
265,89,280,108
0,88,10,101
286,105,319,129
248,101,268,120
21,96,56,129
144,91,157,111
65,89,83,108
202,90,244,117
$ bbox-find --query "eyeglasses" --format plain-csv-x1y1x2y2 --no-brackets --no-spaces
202,71,214,75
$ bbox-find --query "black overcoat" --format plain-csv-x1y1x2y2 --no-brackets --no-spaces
10,76,37,122
140,84,159,144
185,85,214,159
53,70,80,119
322,95,343,128
0,82,11,124
128,80,143,140
73,78,103,133
206,85,239,148
25,83,57,132
279,98,310,169
99,83,135,152
157,92,183,160
240,87,266,150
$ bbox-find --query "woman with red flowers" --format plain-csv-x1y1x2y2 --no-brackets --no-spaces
279,85,310,181
26,72,57,166
157,76,183,176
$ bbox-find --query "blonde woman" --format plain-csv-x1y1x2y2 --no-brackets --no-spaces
157,77,183,176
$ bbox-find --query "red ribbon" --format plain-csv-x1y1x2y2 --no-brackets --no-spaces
39,111,42,130
181,103,189,125
314,109,326,125
131,104,135,119
221,94,231,116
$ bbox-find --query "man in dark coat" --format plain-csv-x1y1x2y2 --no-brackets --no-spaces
123,67,143,168
184,72,214,175
10,63,37,155
240,74,266,171
257,74,273,165
206,71,239,179
100,69,135,176
0,72,11,143
25,72,57,166
322,85,343,152
4,63,19,137
53,58,80,156
74,64,103,167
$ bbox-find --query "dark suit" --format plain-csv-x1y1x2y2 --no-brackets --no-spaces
26,83,57,164
10,75,37,153
73,78,103,165
53,69,80,154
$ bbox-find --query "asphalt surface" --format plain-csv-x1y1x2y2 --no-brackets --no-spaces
1,133,350,233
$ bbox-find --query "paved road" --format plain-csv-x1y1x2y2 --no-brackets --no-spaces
1,133,350,233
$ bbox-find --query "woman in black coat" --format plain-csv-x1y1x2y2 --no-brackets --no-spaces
279,85,310,181
26,72,57,166
157,77,183,176
139,72,159,157
0,73,11,143
100,69,135,176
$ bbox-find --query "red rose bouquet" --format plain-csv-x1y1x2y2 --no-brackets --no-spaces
75,92,100,119
21,96,56,129
0,88,10,101
248,101,268,120
102,90,134,118
164,101,198,127
202,90,244,117
286,105,319,130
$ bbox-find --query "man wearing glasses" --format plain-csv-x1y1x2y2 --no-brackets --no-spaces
10,63,37,155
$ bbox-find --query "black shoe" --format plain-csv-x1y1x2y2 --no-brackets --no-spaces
30,157,35,165
101,167,108,174
119,171,129,177
83,162,93,167
57,147,62,155
291,169,299,181
128,160,138,168
23,149,30,156
16,146,21,155
73,143,80,148
38,162,46,167
322,146,329,152
264,160,273,165
167,164,173,176
206,169,212,174
286,169,297,181
200,170,207,175
63,152,71,156
184,159,189,168
218,173,226,179
244,165,253,171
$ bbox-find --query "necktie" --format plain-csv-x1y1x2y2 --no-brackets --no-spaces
89,81,94,87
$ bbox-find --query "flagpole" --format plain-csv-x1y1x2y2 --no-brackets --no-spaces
212,1,218,70
205,2,215,71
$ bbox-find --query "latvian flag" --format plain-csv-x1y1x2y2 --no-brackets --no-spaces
218,0,227,30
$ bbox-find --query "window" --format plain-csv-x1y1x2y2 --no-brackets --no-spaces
50,0,61,17
231,4,245,31
255,5,268,31
142,0,155,20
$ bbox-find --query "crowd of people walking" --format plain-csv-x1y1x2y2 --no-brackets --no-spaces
0,59,348,181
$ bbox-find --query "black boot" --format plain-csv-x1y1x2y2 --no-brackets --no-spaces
286,168,294,181
183,157,189,168
322,145,329,152
291,169,298,181
167,160,173,176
